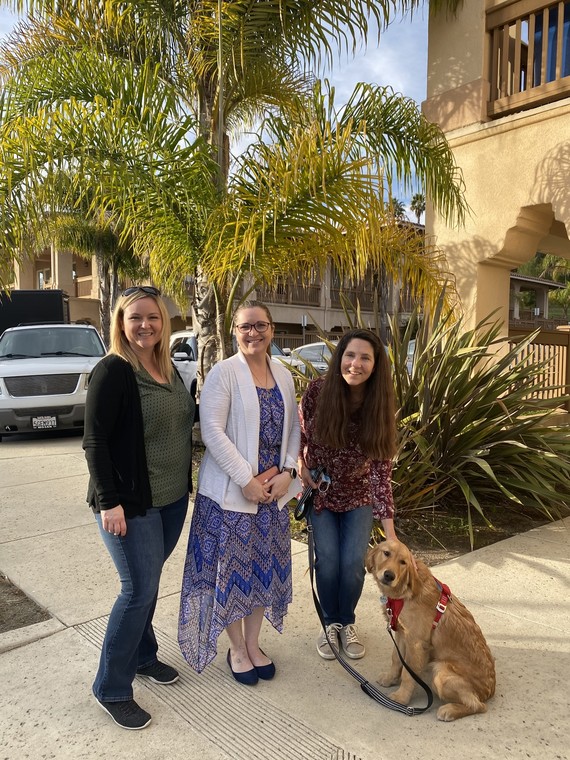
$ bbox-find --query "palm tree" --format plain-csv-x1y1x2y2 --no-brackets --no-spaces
388,197,408,222
410,192,426,224
48,215,148,346
0,0,467,372
549,284,570,319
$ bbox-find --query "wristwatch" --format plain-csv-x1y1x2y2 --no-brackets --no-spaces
281,466,297,479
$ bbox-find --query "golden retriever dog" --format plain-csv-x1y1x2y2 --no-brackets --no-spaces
365,540,496,721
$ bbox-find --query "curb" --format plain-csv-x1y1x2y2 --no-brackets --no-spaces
0,617,66,654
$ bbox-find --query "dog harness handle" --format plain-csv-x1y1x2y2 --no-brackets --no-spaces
432,579,452,629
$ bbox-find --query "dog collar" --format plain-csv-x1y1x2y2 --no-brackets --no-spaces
383,596,404,631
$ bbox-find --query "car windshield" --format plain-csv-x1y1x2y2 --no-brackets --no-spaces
296,345,325,362
0,327,105,359
271,342,285,357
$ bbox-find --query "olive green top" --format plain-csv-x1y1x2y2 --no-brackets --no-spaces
135,367,194,507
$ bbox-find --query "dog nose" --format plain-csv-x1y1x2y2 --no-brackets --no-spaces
382,570,395,584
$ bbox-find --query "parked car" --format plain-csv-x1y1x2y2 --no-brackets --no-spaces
170,330,198,397
291,341,337,374
406,339,416,375
270,341,305,372
0,323,106,439
170,330,198,361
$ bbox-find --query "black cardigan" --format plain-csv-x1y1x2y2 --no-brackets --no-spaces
83,354,192,517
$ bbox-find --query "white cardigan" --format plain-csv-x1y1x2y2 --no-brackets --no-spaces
197,351,301,513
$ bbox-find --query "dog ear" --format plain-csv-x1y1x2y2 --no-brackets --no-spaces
407,551,423,597
365,545,379,574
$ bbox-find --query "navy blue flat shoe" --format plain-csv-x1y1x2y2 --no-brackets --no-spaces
254,649,276,680
226,650,258,686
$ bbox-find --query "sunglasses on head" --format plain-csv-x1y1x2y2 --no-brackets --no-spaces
122,286,161,297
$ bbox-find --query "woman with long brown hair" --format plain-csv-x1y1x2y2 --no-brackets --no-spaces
298,328,398,660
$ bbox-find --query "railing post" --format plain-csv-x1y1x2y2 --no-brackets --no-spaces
564,331,570,412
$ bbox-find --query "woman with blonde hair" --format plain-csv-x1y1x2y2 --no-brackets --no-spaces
83,286,195,730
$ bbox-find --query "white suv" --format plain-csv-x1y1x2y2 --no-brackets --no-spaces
0,324,105,439
170,330,198,397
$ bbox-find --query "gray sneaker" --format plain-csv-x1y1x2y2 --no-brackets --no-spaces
339,624,365,659
316,623,342,660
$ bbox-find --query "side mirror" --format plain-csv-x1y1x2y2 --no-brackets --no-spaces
173,352,190,361
282,347,291,356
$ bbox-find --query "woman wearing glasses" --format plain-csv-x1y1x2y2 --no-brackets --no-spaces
179,300,300,685
298,329,398,661
83,286,194,730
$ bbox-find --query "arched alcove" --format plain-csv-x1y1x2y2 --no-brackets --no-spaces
476,204,570,330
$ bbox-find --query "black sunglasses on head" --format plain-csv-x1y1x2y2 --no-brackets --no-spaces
122,286,161,297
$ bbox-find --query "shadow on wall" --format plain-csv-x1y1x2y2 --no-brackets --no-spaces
436,234,502,309
422,77,488,133
533,140,570,228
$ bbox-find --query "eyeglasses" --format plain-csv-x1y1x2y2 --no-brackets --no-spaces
235,321,271,334
122,286,161,297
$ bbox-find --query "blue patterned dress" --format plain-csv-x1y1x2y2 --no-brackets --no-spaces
178,385,292,673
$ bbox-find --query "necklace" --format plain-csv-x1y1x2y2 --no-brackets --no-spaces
250,361,269,389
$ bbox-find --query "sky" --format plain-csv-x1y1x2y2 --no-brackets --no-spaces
0,6,430,210
323,10,429,108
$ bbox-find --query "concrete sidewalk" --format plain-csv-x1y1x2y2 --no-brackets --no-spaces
1,434,568,760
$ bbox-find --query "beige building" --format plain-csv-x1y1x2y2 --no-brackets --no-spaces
423,0,570,333
12,249,416,350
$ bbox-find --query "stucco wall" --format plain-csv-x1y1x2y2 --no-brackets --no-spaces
428,100,570,330
427,1,486,96
425,0,570,332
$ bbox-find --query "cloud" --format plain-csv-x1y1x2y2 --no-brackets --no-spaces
321,11,429,106
0,8,17,40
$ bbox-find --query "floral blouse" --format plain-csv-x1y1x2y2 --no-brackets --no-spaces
298,377,394,521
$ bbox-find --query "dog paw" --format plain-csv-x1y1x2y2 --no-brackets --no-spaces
389,689,411,705
436,705,459,722
377,673,400,687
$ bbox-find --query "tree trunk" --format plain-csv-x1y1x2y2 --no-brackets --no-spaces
96,250,111,347
192,69,231,380
193,267,220,386
379,262,389,345
109,266,120,314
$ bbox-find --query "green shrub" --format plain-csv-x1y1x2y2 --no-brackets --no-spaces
390,301,570,545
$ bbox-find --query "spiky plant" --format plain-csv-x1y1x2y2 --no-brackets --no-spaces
390,300,570,545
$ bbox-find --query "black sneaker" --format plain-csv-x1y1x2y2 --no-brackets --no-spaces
96,698,151,730
136,660,179,685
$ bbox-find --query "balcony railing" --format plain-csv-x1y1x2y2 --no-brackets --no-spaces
487,0,570,117
75,276,93,298
329,287,376,310
257,281,321,307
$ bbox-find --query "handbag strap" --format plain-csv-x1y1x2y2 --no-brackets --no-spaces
307,524,433,716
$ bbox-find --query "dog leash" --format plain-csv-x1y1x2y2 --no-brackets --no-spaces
306,522,433,716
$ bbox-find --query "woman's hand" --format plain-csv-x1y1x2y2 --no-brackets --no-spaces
101,505,127,537
242,477,271,504
299,461,318,489
266,471,294,502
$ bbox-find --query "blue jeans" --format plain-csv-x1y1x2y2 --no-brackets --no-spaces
93,494,188,702
309,506,373,627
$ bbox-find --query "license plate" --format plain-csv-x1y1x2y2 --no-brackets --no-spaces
32,416,57,429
